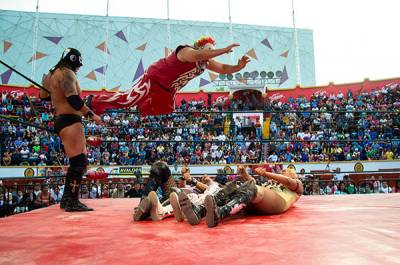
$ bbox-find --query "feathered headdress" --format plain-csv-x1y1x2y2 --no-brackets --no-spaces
194,36,216,49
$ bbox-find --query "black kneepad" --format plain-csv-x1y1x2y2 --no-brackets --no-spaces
68,153,88,176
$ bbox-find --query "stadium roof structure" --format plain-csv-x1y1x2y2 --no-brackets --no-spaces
0,9,315,91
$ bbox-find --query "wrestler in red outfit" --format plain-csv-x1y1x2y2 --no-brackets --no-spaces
89,36,250,115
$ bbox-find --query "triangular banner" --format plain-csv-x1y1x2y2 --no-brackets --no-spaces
199,78,211,87
1,69,13,84
115,30,128,43
110,85,121,92
95,65,107,75
136,43,147,51
28,51,48,63
86,71,97,81
43,36,63,45
208,72,219,81
246,48,258,60
261,37,273,50
3,40,12,54
280,50,289,58
279,66,288,86
133,59,144,82
96,41,110,54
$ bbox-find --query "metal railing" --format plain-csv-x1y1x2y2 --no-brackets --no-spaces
103,109,400,114
1,176,398,218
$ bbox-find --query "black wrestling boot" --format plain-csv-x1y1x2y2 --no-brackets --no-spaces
179,192,206,225
205,180,257,228
177,182,238,225
64,177,93,212
213,181,239,206
60,179,70,209
61,194,92,210
59,177,77,209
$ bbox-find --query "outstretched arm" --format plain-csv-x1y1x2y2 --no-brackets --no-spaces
254,167,304,194
177,43,240,63
182,172,208,192
207,56,250,74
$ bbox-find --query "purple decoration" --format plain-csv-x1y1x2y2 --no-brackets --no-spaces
115,30,128,43
95,65,108,75
199,78,211,87
133,59,144,82
261,38,273,50
43,36,63,45
1,69,13,84
279,66,288,86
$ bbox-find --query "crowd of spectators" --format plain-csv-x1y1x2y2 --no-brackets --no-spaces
265,85,400,162
301,174,399,195
1,83,400,168
1,82,399,219
0,178,145,217
1,171,399,218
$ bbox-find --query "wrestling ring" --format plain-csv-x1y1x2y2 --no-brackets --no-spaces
0,113,400,265
0,60,399,265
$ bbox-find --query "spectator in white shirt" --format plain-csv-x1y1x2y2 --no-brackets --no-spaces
379,181,392,193
268,152,278,162
51,186,63,203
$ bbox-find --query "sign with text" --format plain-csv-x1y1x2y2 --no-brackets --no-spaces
118,167,142,175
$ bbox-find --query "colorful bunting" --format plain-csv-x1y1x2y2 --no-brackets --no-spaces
3,40,12,54
110,85,121,92
1,69,13,84
279,66,288,86
43,36,63,45
96,41,110,54
199,78,211,87
136,43,147,51
86,71,97,81
261,37,273,50
27,51,48,63
115,30,128,43
208,72,219,81
280,50,289,58
133,59,144,82
95,65,107,75
246,48,258,60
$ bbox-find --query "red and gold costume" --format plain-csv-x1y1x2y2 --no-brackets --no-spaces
91,44,210,116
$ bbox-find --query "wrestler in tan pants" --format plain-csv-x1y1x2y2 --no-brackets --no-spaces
204,165,303,228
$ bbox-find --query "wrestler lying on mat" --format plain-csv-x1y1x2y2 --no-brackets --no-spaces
204,165,303,228
169,168,239,225
132,162,238,222
165,165,302,227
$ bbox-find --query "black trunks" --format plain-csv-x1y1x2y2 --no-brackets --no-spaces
54,114,82,135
